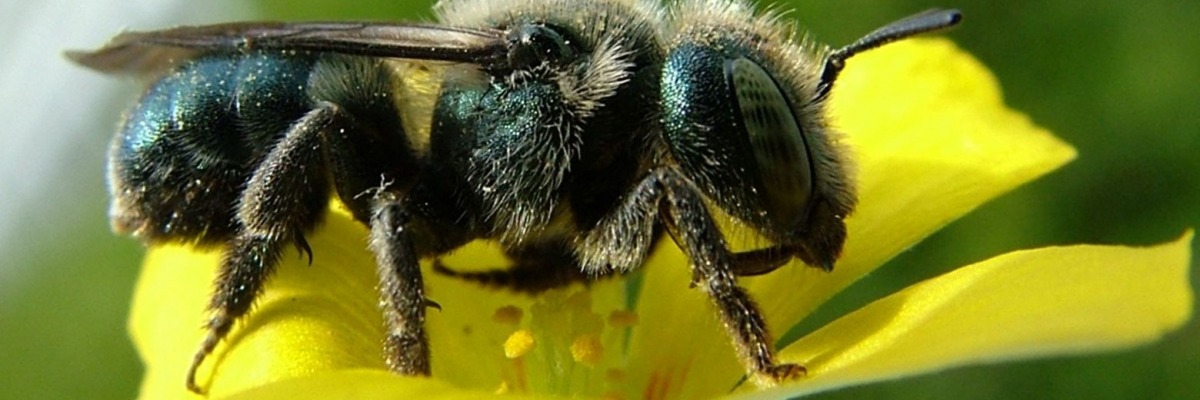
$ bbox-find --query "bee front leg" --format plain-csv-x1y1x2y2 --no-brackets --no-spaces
656,171,806,384
728,246,798,277
367,191,431,376
433,241,611,294
188,106,334,393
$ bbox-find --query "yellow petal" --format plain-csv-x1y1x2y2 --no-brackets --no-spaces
735,232,1194,399
626,38,1076,398
131,212,387,399
223,370,535,400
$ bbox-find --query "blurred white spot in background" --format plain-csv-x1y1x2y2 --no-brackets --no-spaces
0,0,248,298
0,1,249,397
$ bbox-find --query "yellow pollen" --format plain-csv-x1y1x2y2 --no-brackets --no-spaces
494,380,510,394
492,305,524,325
608,310,639,327
570,334,604,365
504,329,536,358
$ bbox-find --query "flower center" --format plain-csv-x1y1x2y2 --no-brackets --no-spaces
491,287,639,398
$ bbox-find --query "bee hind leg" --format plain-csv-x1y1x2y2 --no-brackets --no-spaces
187,104,337,393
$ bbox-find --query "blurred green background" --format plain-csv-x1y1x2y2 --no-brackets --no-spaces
1,0,1195,399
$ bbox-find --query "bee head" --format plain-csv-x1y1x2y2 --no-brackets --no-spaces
660,2,959,267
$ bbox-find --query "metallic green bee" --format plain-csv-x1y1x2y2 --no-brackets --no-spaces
71,0,959,392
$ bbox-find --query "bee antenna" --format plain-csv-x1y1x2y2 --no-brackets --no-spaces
814,8,962,100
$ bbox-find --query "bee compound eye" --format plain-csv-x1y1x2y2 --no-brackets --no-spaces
662,43,815,233
505,23,577,70
726,57,814,229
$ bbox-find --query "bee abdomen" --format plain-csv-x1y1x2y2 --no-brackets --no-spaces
108,51,319,243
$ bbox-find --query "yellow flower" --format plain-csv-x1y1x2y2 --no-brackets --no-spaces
128,39,1193,399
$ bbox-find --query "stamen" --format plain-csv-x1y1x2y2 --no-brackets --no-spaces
504,329,536,358
570,334,604,365
608,310,639,327
492,305,525,325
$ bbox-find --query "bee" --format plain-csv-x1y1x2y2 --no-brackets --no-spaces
71,0,960,392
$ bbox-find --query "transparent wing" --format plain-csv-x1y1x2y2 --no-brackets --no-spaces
67,22,510,76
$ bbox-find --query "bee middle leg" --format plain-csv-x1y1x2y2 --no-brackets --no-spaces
292,100,434,378
367,191,432,375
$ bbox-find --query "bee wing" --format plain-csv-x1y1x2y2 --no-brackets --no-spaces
67,22,509,76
